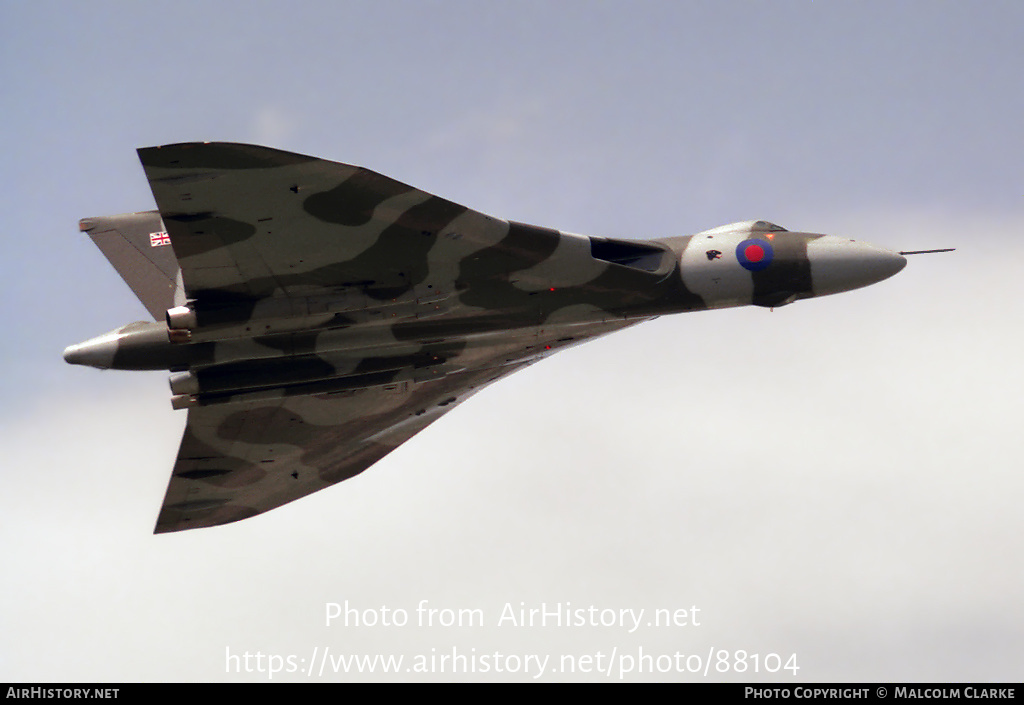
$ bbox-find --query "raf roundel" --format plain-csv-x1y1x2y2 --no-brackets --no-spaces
736,238,774,272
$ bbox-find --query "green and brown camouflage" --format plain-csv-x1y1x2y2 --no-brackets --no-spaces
64,143,908,533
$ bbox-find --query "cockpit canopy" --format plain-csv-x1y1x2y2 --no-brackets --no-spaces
748,220,787,232
695,220,788,236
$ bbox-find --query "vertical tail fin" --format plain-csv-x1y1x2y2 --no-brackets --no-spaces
79,211,182,320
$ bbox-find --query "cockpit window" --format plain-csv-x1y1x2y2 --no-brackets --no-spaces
751,221,787,232
692,220,789,237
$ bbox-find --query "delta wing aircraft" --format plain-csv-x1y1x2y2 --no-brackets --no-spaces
65,142,911,533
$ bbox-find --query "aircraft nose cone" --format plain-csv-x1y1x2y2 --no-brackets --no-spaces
808,236,907,297
63,343,88,365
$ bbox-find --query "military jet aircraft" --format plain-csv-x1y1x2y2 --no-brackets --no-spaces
64,142,909,533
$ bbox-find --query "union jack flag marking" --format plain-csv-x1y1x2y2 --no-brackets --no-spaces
149,231,171,247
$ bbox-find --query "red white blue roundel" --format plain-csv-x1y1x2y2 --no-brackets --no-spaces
736,239,774,271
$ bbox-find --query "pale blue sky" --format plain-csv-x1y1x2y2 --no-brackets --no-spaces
2,0,1022,682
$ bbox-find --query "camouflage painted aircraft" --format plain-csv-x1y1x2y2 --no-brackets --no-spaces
64,142,909,533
